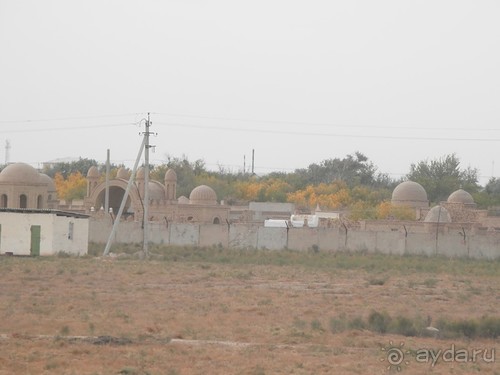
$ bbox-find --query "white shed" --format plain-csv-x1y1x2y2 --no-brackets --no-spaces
0,209,89,256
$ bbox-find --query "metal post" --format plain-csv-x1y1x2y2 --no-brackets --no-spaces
143,113,151,258
104,149,110,214
103,137,146,256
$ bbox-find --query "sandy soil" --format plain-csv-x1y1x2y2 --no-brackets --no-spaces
0,254,498,374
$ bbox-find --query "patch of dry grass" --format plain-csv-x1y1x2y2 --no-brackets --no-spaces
0,249,498,374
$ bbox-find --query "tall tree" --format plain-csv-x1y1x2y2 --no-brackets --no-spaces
42,158,99,179
406,154,479,203
54,172,87,202
151,155,207,198
293,152,389,189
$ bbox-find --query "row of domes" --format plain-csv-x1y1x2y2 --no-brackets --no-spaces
87,166,178,182
88,165,217,204
391,181,475,206
0,163,475,208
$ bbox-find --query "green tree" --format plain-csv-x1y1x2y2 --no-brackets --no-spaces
42,158,99,179
292,152,392,189
150,155,207,198
474,178,500,209
406,154,479,204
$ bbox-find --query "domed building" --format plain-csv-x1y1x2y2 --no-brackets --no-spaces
391,181,429,208
442,188,478,222
0,163,58,209
84,168,229,224
391,181,429,220
189,185,217,205
447,189,476,207
424,205,452,223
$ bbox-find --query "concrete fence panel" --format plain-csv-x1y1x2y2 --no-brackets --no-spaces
199,224,229,248
169,224,200,246
287,228,319,251
318,228,341,252
346,230,377,252
257,227,287,250
229,224,259,249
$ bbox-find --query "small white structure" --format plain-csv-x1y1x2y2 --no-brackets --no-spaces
264,219,289,228
0,209,89,256
290,214,319,228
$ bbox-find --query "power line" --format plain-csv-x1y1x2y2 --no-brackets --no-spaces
0,113,144,124
154,122,500,142
154,112,500,132
1,111,498,134
0,123,137,134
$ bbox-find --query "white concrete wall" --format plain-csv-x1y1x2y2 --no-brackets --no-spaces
199,224,229,248
288,228,319,251
51,216,89,256
229,224,259,249
87,218,500,259
257,227,287,250
0,213,51,255
169,224,199,246
0,212,88,256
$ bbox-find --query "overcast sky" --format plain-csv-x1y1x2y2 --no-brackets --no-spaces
1,1,499,185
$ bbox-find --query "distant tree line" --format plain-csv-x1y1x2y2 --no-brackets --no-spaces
3,152,499,217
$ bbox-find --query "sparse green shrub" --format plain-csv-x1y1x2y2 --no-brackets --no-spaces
119,367,139,375
329,314,348,334
436,316,500,339
368,310,391,334
60,325,70,336
423,278,438,288
292,317,307,330
389,315,418,336
438,318,478,339
348,316,366,330
367,276,387,286
310,319,324,331
477,316,500,339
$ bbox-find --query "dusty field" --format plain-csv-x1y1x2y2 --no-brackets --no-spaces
0,248,498,375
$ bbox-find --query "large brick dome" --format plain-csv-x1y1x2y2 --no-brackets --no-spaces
391,181,428,208
189,185,217,205
0,163,41,184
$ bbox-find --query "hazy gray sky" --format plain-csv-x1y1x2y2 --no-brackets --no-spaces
1,1,499,184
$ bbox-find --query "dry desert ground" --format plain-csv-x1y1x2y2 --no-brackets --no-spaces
0,245,498,375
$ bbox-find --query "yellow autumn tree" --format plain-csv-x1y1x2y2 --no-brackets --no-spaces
234,181,264,201
54,172,87,202
234,179,292,202
375,201,416,220
287,181,353,210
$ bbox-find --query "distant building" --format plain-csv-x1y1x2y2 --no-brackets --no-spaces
84,166,230,224
391,180,429,219
0,208,89,256
0,163,59,209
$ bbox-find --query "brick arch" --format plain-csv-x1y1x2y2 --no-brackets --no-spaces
88,180,142,218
